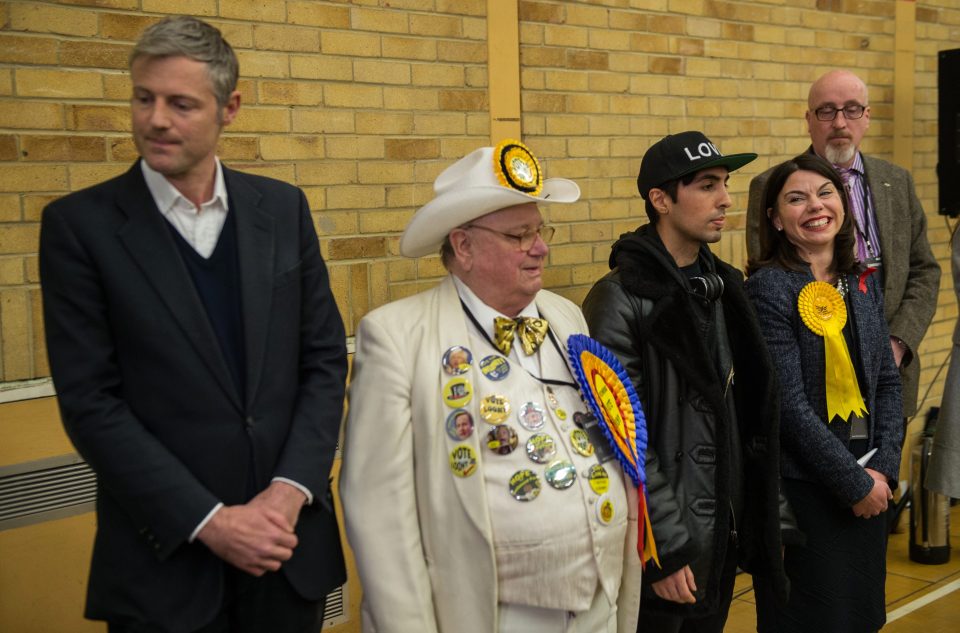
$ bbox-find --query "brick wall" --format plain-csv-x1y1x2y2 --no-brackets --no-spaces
1,0,958,419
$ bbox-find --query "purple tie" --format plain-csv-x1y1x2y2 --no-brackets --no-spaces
838,167,868,262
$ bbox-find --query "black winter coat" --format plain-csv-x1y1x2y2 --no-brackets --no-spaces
582,226,794,617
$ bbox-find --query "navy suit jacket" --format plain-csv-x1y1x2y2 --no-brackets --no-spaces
745,266,903,507
40,162,347,631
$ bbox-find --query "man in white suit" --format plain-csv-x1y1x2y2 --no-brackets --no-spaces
340,140,642,633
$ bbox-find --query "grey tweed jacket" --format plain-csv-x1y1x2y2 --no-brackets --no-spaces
745,266,904,506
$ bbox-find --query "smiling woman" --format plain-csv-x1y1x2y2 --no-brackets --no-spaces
770,170,844,262
745,153,904,632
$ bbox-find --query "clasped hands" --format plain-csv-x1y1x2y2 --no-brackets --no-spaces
852,467,893,519
197,481,307,576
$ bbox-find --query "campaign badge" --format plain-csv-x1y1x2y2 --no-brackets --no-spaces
545,460,577,490
486,424,519,456
509,469,541,501
518,401,546,431
596,494,615,525
442,346,473,376
587,464,610,495
479,355,510,381
525,433,557,464
449,445,478,478
569,428,594,457
479,394,510,424
443,377,472,408
445,409,475,441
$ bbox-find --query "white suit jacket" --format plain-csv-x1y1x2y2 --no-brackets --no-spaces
340,276,642,633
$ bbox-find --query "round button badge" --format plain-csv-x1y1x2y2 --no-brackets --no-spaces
525,433,557,464
545,459,577,490
586,464,610,495
449,445,478,478
443,377,472,408
509,469,541,501
442,346,472,376
479,394,510,424
518,402,546,431
569,428,594,457
445,409,475,441
479,355,510,381
486,424,519,456
596,494,615,525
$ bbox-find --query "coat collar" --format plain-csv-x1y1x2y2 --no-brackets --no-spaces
860,154,894,271
611,226,752,415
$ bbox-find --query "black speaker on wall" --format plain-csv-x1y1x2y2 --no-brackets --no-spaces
939,48,960,217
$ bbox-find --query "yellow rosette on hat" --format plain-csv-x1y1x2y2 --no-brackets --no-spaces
797,281,868,423
492,139,543,195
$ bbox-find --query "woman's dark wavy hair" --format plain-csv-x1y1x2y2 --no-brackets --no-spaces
745,153,862,277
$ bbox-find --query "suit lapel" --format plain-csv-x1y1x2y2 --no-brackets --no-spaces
863,156,895,292
116,162,242,408
225,168,274,409
435,277,493,539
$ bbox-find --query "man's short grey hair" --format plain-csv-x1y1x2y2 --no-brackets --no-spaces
130,16,238,108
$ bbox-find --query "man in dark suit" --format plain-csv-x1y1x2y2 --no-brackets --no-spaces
746,69,940,421
39,16,347,633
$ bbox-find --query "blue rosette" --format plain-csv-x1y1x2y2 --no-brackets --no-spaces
566,333,647,488
568,333,660,568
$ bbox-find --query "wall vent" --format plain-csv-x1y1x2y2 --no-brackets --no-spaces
0,454,96,531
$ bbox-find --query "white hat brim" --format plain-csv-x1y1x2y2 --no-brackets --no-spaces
399,177,580,257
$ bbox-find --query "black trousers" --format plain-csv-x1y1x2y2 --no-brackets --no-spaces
108,568,325,633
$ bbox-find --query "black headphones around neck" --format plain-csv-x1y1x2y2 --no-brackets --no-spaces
689,272,725,302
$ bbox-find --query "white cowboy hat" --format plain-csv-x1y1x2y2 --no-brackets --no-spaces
399,140,580,257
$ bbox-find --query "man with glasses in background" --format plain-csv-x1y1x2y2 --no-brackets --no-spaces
340,140,642,633
746,69,940,426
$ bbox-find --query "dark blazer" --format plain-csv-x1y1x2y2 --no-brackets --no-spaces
746,151,941,417
745,267,904,507
39,162,348,632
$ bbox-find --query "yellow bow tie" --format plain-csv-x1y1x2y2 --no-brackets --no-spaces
494,316,549,356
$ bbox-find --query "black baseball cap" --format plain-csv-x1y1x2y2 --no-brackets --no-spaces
636,131,757,199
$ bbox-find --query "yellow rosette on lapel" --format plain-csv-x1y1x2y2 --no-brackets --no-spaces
797,281,868,423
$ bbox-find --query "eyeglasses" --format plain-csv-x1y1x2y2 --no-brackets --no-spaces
464,223,555,251
813,104,867,121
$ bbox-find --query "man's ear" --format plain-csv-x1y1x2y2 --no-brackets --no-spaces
220,90,241,126
648,188,669,216
448,228,473,271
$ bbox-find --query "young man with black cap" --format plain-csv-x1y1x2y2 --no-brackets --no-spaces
583,131,795,632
